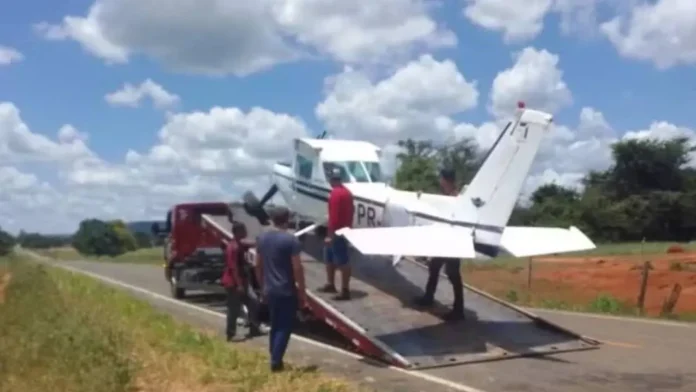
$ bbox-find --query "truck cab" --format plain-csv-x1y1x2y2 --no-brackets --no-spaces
152,202,232,298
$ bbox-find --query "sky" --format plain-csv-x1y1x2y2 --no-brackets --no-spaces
1,0,695,234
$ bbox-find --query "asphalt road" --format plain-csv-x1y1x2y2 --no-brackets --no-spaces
48,259,696,392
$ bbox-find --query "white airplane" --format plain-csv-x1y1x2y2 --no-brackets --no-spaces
242,103,596,263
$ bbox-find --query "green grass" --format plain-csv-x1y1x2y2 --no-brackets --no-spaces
500,289,682,319
471,241,696,267
34,246,164,265
0,254,362,392
567,241,696,256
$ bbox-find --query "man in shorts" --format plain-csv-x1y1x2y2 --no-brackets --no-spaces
318,167,354,301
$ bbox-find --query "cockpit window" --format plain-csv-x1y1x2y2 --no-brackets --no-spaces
363,161,382,182
322,162,351,182
323,161,383,183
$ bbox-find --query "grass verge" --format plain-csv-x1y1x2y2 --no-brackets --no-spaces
33,246,163,264
0,254,362,392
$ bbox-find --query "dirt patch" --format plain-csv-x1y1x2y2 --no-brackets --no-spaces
0,271,12,305
534,252,696,265
466,253,696,316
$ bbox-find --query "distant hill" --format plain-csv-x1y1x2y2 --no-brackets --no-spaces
127,221,164,234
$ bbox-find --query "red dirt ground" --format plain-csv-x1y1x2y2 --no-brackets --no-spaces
466,253,696,317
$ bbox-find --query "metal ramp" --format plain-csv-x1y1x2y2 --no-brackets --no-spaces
203,207,599,369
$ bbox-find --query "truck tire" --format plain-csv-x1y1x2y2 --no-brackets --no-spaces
243,191,270,225
170,270,186,299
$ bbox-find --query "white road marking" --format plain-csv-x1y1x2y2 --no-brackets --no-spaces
54,262,487,392
527,308,695,328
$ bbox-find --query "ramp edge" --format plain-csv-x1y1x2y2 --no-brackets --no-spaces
404,256,601,347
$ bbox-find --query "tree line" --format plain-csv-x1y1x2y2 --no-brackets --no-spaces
393,135,696,243
0,220,162,257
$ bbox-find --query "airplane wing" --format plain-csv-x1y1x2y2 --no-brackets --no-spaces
500,226,596,258
336,225,476,258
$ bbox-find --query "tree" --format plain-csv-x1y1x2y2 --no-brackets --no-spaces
17,231,72,249
0,227,15,256
393,137,482,193
72,219,125,257
393,139,440,192
108,220,138,252
605,137,694,199
436,139,482,189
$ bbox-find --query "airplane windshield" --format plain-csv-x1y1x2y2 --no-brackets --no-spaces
323,161,383,183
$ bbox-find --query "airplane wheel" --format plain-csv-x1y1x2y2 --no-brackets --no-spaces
243,191,270,225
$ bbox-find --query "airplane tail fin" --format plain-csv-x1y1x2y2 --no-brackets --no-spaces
455,107,553,228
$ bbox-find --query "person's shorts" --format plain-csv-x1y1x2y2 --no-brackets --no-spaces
324,235,350,266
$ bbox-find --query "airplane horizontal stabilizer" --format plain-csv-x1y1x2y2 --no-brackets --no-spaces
336,225,476,258
500,226,596,258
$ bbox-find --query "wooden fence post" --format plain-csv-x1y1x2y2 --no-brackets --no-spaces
526,257,533,302
660,284,682,317
637,260,652,315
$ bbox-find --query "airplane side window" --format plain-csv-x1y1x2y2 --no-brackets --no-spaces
296,154,313,180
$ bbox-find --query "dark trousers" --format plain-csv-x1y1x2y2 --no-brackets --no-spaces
226,284,261,337
423,257,464,312
267,294,297,367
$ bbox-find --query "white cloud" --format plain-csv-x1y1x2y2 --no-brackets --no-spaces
0,100,312,233
316,54,480,146
105,79,180,109
461,0,606,42
462,0,554,43
35,0,455,76
600,0,696,69
0,46,24,65
272,0,456,65
489,47,572,118
0,102,95,165
62,105,309,219
553,0,601,36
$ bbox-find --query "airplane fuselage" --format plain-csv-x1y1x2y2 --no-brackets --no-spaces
272,162,503,259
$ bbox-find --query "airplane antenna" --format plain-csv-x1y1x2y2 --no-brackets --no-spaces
317,130,328,139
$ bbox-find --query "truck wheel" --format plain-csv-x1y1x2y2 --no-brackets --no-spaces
170,271,186,299
243,191,270,225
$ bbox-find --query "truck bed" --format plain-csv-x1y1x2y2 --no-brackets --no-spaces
203,208,598,369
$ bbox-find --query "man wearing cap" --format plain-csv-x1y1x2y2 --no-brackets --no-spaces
318,166,354,301
413,168,465,321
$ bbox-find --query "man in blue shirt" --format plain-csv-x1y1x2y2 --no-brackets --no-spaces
255,206,307,372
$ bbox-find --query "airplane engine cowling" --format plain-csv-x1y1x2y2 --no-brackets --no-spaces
382,199,413,227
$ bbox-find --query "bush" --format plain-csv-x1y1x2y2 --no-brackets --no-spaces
72,219,128,257
0,227,15,256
